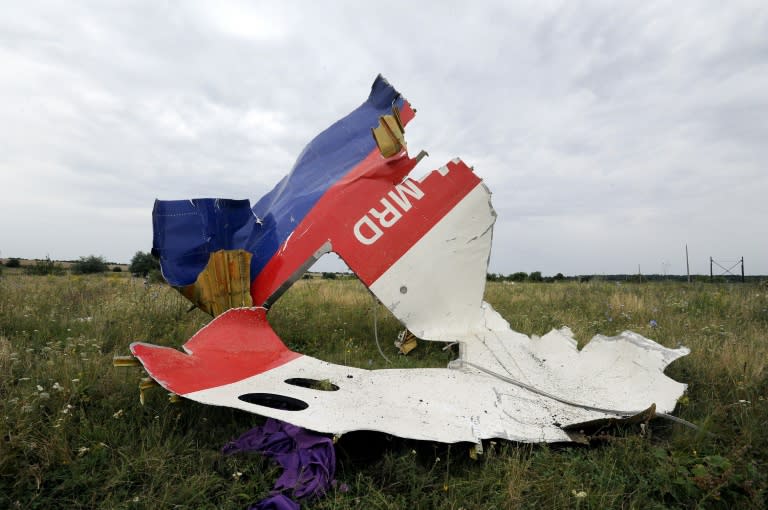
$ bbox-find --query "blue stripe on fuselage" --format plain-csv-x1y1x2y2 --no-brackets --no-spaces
152,75,403,286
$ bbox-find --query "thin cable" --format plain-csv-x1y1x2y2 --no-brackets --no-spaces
453,359,702,432
372,297,392,364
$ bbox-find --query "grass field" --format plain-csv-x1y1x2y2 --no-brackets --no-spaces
1,273,766,509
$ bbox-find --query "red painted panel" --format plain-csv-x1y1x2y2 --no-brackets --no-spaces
131,308,301,395
251,159,481,304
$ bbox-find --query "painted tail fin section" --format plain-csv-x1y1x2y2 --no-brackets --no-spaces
151,75,416,306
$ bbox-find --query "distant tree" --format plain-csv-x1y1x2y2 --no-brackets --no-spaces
528,271,543,282
508,272,528,282
486,273,500,282
321,272,337,280
25,256,65,275
72,255,109,274
6,258,21,268
553,272,565,281
112,266,123,272
129,251,160,277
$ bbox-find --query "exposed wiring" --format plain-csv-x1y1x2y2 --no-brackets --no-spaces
372,297,392,364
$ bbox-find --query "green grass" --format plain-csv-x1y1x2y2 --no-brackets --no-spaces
1,274,766,509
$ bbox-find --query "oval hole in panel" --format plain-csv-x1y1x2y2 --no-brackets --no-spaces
284,378,340,391
238,393,308,411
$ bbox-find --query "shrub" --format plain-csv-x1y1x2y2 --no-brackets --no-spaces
508,272,528,282
112,266,123,272
6,257,21,268
321,272,337,280
147,268,165,283
24,256,65,275
71,255,109,274
129,251,160,277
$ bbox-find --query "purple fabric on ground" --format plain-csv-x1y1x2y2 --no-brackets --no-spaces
223,419,336,507
249,494,299,510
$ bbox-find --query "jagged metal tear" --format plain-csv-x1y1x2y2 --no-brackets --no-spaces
133,162,689,444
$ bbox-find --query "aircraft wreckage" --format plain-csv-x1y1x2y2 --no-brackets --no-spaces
128,75,689,445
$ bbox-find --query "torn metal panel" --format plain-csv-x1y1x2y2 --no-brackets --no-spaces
132,306,688,444
151,75,417,308
131,75,690,444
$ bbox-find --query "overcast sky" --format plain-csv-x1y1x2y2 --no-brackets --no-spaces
1,1,766,276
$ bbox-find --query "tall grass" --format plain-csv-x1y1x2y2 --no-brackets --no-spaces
1,274,765,508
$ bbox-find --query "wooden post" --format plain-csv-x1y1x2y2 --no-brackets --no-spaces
741,257,745,283
710,257,713,282
686,244,691,283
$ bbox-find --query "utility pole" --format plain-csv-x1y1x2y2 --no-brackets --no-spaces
710,257,713,282
741,257,745,283
685,244,691,283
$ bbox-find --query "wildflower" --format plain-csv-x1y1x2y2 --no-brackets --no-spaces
61,404,74,414
77,446,90,457
572,490,587,498
113,409,124,419
38,392,50,400
649,319,658,328
36,385,44,392
232,471,243,480
71,378,80,383
52,382,63,391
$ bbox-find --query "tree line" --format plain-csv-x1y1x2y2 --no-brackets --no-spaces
0,252,159,277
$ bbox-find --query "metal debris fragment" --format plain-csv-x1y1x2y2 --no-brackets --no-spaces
130,76,690,444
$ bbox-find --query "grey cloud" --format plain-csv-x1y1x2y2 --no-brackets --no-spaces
1,1,765,273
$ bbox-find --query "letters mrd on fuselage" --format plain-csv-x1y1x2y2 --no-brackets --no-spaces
352,179,424,245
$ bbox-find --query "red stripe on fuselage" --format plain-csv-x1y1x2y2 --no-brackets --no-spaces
250,157,481,305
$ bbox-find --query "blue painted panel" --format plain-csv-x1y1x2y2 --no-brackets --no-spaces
152,75,403,286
